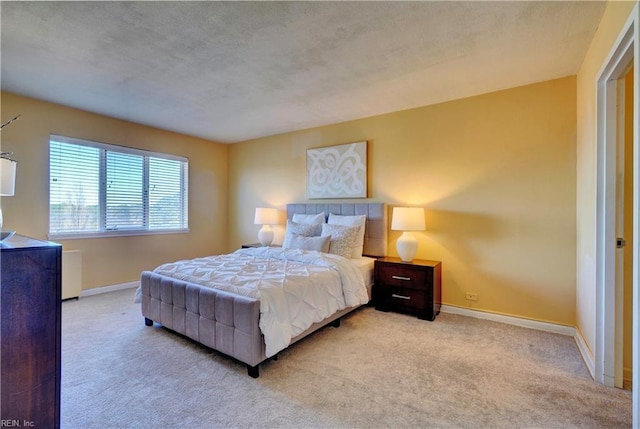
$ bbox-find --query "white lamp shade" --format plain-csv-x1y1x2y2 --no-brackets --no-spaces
254,207,279,225
0,157,17,196
391,207,425,231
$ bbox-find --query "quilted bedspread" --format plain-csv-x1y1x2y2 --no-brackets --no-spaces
152,247,368,357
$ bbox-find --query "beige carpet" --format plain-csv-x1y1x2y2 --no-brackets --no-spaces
61,288,631,428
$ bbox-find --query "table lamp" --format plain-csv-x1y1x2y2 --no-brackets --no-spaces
391,207,425,262
254,207,279,246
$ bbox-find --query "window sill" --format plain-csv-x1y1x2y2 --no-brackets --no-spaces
49,228,190,240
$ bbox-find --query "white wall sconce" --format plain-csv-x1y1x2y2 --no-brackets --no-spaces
391,206,425,262
0,114,20,239
254,207,279,246
0,154,17,234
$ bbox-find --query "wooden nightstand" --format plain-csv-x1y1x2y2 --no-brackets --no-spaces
374,257,442,321
241,243,281,248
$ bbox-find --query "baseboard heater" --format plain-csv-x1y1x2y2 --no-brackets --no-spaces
62,250,82,300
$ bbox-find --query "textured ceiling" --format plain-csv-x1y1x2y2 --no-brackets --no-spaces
1,1,606,143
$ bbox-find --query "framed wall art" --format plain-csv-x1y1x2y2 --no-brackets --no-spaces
306,141,367,199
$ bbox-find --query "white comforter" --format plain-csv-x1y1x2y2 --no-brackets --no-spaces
152,247,368,357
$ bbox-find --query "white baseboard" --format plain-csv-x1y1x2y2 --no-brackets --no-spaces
440,305,576,337
573,328,595,379
80,281,140,297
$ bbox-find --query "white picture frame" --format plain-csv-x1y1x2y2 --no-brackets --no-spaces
306,141,367,199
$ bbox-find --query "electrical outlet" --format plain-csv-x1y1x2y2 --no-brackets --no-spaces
465,292,478,301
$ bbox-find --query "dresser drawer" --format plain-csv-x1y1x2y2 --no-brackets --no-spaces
377,264,429,290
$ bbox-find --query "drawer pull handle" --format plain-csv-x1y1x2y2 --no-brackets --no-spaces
392,294,411,300
392,275,411,281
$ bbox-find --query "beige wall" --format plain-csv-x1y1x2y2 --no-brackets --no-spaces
229,77,577,326
0,92,229,290
575,1,637,360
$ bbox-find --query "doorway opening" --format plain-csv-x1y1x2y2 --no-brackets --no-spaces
616,65,634,390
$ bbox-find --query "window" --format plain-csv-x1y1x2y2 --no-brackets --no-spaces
49,135,188,238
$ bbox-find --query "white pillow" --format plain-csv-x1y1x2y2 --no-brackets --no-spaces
282,220,322,248
328,213,366,258
292,212,326,225
321,223,360,259
285,234,330,253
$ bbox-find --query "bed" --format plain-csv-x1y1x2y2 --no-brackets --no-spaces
140,202,387,377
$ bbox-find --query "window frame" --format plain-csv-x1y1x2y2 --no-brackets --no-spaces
49,134,189,240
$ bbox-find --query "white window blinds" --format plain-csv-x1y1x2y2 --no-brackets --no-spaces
149,157,188,230
105,151,144,230
49,135,188,238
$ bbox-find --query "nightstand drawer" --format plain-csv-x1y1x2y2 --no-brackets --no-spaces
385,287,426,312
377,265,428,290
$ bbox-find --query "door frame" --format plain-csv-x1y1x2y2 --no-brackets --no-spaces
595,3,638,424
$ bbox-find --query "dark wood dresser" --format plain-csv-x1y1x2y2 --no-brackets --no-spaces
374,257,442,321
1,234,62,428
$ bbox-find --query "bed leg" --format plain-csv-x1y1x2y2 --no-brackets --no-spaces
144,318,153,326
331,318,341,328
247,364,259,379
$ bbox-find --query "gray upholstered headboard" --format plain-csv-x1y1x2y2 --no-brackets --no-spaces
286,203,388,257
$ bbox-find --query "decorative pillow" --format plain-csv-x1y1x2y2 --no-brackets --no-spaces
292,212,326,225
282,220,322,248
321,223,360,259
285,234,331,253
328,213,367,258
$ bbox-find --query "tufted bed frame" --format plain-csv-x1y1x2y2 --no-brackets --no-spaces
140,202,387,378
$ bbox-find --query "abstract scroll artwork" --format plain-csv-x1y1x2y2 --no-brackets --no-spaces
306,141,367,199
